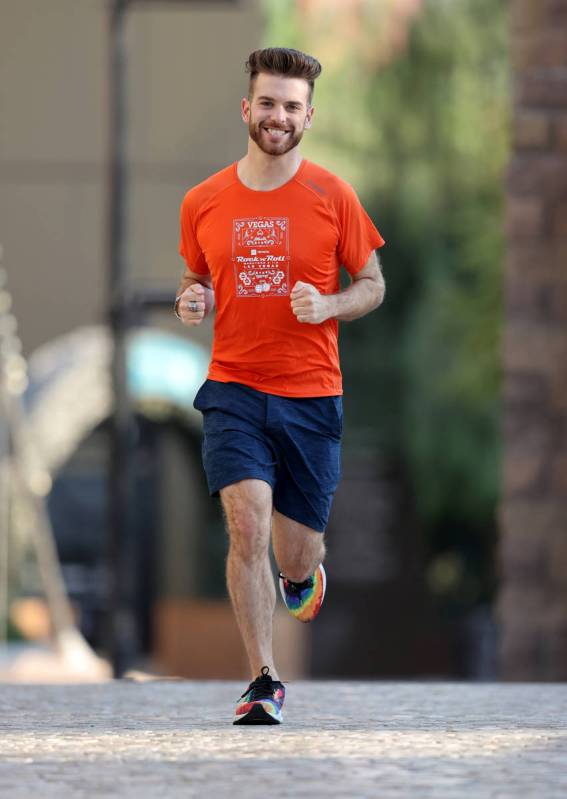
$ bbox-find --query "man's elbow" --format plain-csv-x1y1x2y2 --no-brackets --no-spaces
362,258,385,311
371,276,385,310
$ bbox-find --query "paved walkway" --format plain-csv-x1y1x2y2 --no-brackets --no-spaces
1,681,566,797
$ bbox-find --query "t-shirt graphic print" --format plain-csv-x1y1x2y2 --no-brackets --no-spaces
179,159,385,397
233,217,290,298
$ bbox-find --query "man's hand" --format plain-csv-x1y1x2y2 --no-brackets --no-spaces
178,282,206,326
290,281,333,324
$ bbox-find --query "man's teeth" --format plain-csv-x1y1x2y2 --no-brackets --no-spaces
265,128,288,137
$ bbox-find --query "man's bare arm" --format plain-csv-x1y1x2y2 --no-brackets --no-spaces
290,251,385,325
330,251,385,321
175,266,215,327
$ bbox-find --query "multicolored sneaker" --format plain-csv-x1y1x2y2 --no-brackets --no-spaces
233,666,285,725
278,563,326,623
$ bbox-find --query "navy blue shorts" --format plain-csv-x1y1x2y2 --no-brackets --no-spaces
193,380,343,533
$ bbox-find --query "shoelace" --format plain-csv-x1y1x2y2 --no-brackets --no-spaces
240,666,282,701
279,573,314,596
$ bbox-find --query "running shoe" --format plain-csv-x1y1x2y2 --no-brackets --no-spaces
278,563,326,623
233,666,285,725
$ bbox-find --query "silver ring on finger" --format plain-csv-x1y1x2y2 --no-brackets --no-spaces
189,301,198,313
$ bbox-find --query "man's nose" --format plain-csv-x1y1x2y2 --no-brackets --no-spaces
271,105,287,125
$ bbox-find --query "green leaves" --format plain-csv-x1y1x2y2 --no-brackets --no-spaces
264,0,509,569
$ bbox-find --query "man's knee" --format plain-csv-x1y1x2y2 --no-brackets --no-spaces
277,537,326,583
221,481,272,562
227,516,269,562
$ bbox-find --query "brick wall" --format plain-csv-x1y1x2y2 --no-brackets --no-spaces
498,0,567,679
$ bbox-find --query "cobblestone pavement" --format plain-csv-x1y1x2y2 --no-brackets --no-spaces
1,681,566,798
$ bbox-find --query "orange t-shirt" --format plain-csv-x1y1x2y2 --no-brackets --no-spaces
179,159,385,397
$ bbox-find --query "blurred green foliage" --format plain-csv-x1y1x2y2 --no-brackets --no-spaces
264,0,510,603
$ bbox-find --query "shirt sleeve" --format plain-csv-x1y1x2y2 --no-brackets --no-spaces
335,182,385,276
178,191,210,276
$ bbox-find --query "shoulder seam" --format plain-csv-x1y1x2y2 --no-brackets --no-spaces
192,172,239,228
294,175,341,231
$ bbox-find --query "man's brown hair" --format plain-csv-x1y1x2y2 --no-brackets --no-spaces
245,48,322,105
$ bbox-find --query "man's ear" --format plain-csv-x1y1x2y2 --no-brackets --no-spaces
304,105,315,129
241,97,250,124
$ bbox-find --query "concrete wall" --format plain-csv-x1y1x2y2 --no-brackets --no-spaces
0,0,263,354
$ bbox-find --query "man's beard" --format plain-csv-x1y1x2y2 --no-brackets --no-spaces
248,118,304,156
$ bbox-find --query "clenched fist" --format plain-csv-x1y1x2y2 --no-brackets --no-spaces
290,281,332,324
178,282,206,326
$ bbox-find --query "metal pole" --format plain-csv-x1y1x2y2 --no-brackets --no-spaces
108,0,138,677
106,0,236,677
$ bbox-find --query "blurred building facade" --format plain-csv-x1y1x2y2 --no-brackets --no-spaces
499,0,567,680
0,0,262,354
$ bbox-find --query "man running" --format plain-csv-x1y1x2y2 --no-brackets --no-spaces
175,47,385,725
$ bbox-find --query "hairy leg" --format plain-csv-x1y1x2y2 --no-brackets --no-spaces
221,479,278,680
272,510,326,584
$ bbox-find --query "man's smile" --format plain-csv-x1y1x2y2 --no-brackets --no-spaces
263,127,290,137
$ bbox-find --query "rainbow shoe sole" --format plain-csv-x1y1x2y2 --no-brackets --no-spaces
278,563,326,623
233,667,285,725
